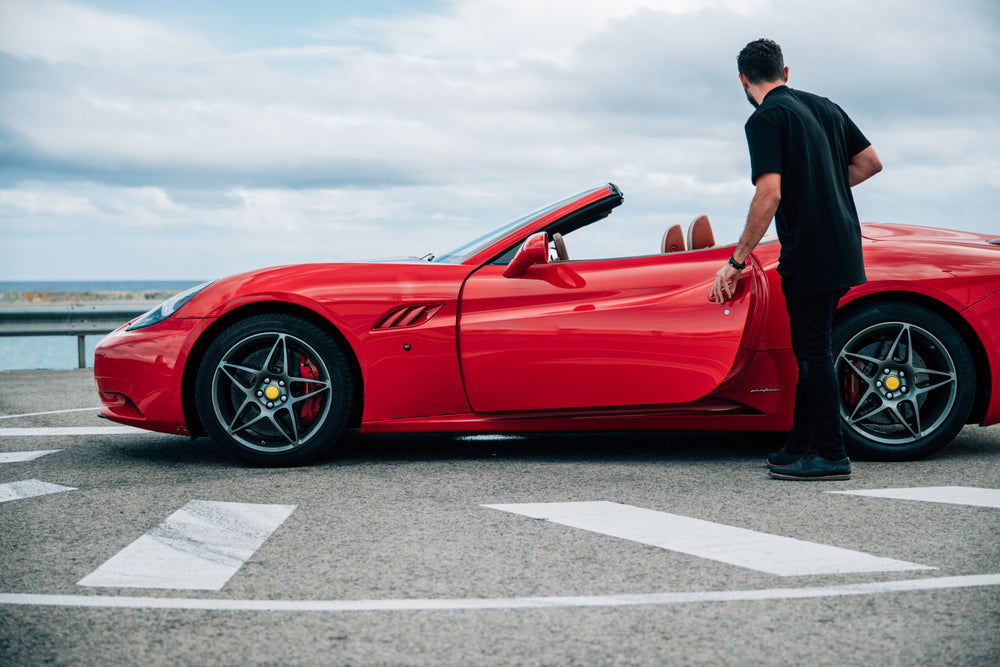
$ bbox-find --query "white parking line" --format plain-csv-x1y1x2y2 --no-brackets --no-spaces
78,500,297,591
0,407,100,420
485,501,935,577
0,479,76,503
0,426,150,436
0,450,61,463
829,486,1000,509
2,574,998,612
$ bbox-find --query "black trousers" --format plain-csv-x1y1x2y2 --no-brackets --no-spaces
781,277,849,460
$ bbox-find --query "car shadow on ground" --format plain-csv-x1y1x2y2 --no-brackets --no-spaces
327,425,997,466
110,424,998,470
333,430,784,465
109,430,785,469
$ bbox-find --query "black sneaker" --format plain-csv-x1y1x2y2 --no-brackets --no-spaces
766,445,806,468
768,452,852,481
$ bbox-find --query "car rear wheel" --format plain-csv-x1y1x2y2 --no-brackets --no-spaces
195,314,354,466
834,302,974,461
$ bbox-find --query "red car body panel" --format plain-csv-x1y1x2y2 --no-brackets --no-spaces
459,250,754,412
95,184,1000,441
951,287,1000,426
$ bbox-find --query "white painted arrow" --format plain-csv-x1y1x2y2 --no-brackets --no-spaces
485,501,935,577
78,500,296,591
0,479,76,503
829,486,1000,509
0,450,61,463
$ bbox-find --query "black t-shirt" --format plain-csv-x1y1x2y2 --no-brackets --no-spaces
745,86,870,292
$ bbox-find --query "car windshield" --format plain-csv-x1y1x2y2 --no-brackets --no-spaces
433,189,600,264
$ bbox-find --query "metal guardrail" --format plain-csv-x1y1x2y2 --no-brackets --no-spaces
0,306,147,368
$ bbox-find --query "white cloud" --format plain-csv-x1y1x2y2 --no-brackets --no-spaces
0,0,997,279
0,187,94,216
0,0,211,64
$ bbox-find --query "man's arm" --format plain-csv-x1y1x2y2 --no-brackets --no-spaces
849,145,882,187
710,172,780,302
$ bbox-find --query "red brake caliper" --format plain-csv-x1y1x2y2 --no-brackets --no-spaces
299,357,321,426
841,359,864,410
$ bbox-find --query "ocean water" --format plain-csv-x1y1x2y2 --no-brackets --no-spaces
0,336,105,372
0,280,203,372
0,280,202,293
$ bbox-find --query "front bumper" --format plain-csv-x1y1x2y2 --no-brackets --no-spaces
94,318,207,435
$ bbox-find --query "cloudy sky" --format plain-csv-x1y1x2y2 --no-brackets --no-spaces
1,0,997,281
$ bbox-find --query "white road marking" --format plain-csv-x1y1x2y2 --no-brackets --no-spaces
0,479,76,503
0,426,151,436
485,501,935,577
78,500,297,591
0,407,100,420
829,486,1000,509
2,574,998,612
0,450,60,463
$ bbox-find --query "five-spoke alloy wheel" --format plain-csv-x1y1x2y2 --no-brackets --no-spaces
834,302,975,460
196,314,355,466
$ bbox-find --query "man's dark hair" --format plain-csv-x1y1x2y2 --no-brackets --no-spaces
738,39,785,84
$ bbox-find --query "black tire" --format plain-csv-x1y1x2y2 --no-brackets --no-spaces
195,314,355,466
833,302,975,461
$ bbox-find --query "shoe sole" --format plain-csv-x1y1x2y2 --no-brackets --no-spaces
766,459,802,468
768,470,851,481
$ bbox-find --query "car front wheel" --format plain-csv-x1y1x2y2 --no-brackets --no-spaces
195,314,355,466
834,302,975,461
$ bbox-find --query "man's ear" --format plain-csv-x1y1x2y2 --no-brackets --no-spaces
782,66,789,82
739,73,750,90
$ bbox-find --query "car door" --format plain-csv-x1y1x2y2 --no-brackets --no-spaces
458,249,756,412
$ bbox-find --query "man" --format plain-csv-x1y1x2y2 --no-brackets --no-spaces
711,38,882,480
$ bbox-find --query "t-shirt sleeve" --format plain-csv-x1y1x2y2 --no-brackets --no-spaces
838,105,871,156
745,113,783,185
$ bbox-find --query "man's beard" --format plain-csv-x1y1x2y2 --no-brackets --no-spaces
745,89,759,108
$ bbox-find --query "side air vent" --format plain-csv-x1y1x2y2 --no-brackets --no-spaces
373,304,444,330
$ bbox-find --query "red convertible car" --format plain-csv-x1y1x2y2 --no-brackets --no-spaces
95,184,1000,465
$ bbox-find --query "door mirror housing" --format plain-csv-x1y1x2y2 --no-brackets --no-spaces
502,232,549,278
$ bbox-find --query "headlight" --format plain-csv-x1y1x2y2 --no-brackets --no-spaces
127,282,212,330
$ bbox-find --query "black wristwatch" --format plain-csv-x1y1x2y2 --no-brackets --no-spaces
728,255,747,271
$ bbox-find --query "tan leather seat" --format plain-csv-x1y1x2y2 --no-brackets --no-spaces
687,215,715,250
661,224,685,253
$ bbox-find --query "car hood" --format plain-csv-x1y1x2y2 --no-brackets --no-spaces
176,261,475,321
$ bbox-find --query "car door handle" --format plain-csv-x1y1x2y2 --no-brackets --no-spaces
708,280,743,302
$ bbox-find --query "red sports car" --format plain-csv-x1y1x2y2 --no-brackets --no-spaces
95,184,1000,465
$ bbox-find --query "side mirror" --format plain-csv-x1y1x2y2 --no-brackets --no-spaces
503,232,549,278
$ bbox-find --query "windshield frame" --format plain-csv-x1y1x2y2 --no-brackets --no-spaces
432,187,609,265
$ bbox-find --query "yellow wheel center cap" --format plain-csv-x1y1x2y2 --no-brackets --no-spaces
885,376,901,392
264,385,281,400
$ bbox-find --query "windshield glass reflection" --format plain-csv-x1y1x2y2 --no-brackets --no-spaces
433,189,598,264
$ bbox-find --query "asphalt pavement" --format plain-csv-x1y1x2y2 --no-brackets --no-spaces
1,369,998,665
